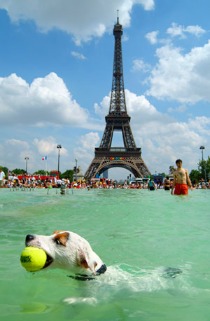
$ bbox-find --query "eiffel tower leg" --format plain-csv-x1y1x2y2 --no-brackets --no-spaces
84,157,105,181
129,157,151,178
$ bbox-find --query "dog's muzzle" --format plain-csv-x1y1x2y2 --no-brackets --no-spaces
25,234,54,269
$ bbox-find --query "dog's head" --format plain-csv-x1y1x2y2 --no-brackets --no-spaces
25,230,104,276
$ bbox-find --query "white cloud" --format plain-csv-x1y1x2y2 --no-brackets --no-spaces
145,30,159,44
71,51,86,60
0,0,154,44
125,89,168,125
137,0,155,10
94,95,110,118
147,41,210,103
185,25,206,37
33,137,68,156
134,117,209,174
131,59,151,72
146,24,206,47
0,72,89,126
0,136,70,173
167,104,188,113
188,116,210,136
167,22,206,38
94,89,161,124
73,132,101,173
80,132,100,150
1,139,33,172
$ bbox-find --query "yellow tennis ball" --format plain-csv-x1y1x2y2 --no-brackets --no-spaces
20,247,47,272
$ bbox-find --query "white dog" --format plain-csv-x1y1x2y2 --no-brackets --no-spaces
25,230,107,280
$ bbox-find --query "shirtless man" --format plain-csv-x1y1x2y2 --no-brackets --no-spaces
0,168,5,188
171,159,192,195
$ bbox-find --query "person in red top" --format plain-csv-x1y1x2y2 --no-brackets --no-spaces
171,159,192,195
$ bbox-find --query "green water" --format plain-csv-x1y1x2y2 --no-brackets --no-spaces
0,188,210,321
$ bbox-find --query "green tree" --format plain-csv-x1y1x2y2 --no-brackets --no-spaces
61,169,74,181
12,168,26,175
206,156,210,180
189,169,201,184
34,170,49,175
198,156,210,181
169,166,175,174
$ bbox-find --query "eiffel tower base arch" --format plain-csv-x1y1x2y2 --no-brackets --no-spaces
84,149,150,181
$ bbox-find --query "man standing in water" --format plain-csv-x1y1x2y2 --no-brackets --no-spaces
0,167,5,188
171,159,192,195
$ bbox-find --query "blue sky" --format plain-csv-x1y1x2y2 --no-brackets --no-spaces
0,0,210,179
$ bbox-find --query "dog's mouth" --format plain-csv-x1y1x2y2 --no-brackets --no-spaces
26,245,54,269
43,252,54,269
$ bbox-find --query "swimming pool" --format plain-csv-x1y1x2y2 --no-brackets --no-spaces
0,187,210,321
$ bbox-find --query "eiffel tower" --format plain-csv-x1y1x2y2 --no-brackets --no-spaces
84,17,151,181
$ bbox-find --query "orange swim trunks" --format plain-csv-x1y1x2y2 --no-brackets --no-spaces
174,183,188,195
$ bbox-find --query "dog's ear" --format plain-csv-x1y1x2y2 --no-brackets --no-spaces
54,232,69,246
77,251,97,274
53,230,63,234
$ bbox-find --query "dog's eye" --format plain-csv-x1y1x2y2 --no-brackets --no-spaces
54,239,61,245
53,232,68,246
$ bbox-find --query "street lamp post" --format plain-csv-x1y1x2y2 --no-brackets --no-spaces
57,145,62,178
200,146,206,181
200,146,205,161
75,159,78,182
25,157,29,174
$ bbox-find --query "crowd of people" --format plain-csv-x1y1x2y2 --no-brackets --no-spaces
0,160,209,194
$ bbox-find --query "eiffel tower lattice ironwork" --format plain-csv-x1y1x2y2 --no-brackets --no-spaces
84,17,151,180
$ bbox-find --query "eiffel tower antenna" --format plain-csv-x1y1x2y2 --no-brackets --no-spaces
84,18,150,181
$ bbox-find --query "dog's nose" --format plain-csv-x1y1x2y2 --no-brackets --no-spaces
25,234,35,244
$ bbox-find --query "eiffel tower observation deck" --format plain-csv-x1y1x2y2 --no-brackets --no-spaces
84,17,151,181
